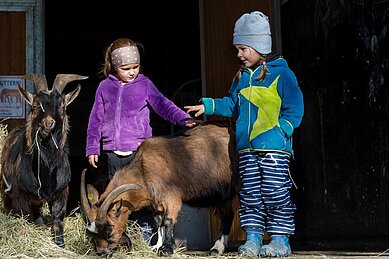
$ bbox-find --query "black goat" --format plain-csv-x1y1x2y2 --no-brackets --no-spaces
0,73,87,247
80,123,239,256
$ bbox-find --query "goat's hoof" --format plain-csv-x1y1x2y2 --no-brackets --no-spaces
208,249,221,256
158,246,173,257
56,242,65,248
55,237,65,248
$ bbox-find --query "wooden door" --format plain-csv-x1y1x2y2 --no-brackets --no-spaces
199,0,281,245
0,0,44,131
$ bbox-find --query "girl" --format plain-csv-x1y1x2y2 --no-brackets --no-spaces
185,11,304,257
86,37,198,244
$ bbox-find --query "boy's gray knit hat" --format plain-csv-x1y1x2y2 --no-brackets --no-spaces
233,11,272,54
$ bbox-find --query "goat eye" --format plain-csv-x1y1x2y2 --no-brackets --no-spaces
86,229,98,237
102,225,113,239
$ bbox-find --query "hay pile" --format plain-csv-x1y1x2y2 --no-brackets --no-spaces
0,202,168,258
0,206,172,259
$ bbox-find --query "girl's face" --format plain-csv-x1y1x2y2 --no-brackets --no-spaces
235,45,261,68
115,63,140,83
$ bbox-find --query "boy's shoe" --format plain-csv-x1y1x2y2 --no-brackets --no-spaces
260,235,291,257
238,231,263,257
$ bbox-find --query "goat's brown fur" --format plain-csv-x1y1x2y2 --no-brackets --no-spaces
81,123,238,256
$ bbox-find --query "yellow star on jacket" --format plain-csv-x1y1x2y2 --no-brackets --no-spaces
240,75,281,141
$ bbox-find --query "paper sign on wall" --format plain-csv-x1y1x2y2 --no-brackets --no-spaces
0,76,25,119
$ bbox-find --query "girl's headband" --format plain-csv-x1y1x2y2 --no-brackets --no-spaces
111,46,140,68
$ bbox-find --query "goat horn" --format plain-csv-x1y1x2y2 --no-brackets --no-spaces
52,74,88,94
80,168,92,222
21,74,48,93
96,183,141,228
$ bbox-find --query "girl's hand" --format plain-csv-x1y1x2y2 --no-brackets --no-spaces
184,119,203,128
184,104,205,118
88,154,99,168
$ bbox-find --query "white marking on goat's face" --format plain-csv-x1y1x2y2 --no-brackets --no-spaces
87,221,98,234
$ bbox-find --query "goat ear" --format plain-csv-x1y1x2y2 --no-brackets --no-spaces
114,199,124,218
64,84,81,106
17,84,33,105
86,184,99,205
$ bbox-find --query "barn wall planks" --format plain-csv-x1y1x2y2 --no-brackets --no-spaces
0,11,26,129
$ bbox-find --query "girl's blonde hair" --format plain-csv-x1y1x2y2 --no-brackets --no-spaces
101,38,144,77
233,54,268,83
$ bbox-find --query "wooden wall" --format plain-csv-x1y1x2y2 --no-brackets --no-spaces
199,0,275,244
201,0,271,104
0,11,26,129
0,0,44,131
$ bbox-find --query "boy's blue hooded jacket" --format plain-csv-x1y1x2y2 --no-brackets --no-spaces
202,57,304,155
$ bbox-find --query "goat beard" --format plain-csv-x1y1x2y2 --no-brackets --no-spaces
39,126,54,137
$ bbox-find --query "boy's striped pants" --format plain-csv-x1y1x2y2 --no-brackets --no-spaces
238,150,296,235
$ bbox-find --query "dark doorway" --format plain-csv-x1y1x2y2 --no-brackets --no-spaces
282,0,389,251
44,1,201,212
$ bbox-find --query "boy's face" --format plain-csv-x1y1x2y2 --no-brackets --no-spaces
116,64,140,83
235,44,261,68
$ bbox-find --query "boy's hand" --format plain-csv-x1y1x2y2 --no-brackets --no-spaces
184,104,205,118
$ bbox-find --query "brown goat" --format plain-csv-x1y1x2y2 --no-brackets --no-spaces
80,123,239,256
0,74,87,247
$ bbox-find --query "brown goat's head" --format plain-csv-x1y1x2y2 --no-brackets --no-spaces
19,74,87,150
80,169,142,256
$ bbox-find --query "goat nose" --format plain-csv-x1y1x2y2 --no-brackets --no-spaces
96,248,111,256
43,117,56,130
